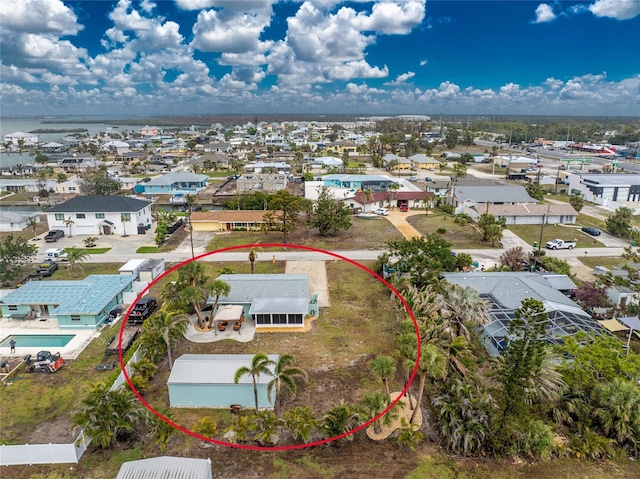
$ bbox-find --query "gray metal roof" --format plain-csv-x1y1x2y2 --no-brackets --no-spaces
211,274,309,304
452,185,537,203
116,456,212,479
540,274,578,291
47,196,151,213
168,354,279,385
249,298,309,315
144,172,208,186
0,275,134,315
580,173,640,187
442,272,577,310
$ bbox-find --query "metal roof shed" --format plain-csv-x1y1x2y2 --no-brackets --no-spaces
168,354,279,409
116,456,212,479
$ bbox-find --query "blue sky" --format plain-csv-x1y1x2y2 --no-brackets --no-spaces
1,0,639,117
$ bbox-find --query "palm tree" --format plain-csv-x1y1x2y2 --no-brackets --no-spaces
27,216,38,240
192,416,218,439
397,418,424,450
267,354,308,417
65,247,89,277
234,353,275,413
369,356,396,397
145,310,189,370
593,378,640,456
361,391,396,434
73,383,144,449
64,216,75,237
440,283,490,341
210,279,231,316
252,410,283,445
284,406,317,444
410,342,447,424
145,406,176,452
177,261,210,328
321,400,363,445
120,214,131,237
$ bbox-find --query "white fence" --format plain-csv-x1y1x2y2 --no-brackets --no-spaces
0,349,142,466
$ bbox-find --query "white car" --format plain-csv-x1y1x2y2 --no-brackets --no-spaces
373,208,389,216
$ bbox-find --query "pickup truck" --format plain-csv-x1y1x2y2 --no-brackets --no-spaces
44,230,65,242
545,239,576,250
36,260,58,276
128,297,158,324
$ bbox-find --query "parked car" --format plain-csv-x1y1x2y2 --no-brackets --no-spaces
582,226,601,236
545,239,576,250
108,305,124,320
44,230,65,242
127,297,158,324
36,260,58,277
373,208,389,216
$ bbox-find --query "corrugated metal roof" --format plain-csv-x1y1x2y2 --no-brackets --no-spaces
168,354,279,385
211,274,309,304
541,274,578,291
0,275,134,315
116,456,212,479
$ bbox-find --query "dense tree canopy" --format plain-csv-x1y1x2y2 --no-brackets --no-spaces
308,186,351,237
78,171,121,196
0,234,37,286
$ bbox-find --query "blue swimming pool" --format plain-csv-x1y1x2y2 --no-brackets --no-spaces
0,334,75,348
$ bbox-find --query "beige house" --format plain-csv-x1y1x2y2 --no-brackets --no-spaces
190,211,267,232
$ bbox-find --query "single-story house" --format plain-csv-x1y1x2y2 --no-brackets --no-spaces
0,179,57,193
209,274,315,328
194,152,230,169
0,275,134,329
237,173,289,193
133,172,208,195
53,179,81,195
425,179,450,198
101,140,130,155
443,272,608,356
448,185,537,216
344,190,434,212
0,211,39,232
409,154,441,170
46,196,152,236
168,354,278,409
190,211,267,232
116,456,212,479
469,203,578,225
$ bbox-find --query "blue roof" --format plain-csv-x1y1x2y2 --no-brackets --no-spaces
1,275,134,315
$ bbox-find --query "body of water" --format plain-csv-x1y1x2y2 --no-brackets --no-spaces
0,334,76,348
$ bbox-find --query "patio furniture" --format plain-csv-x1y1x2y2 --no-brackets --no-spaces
217,323,226,331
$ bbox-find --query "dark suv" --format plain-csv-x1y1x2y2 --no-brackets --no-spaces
36,260,58,276
44,230,65,242
582,226,601,236
127,297,158,324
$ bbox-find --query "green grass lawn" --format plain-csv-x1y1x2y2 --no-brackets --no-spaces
578,256,625,271
507,223,605,249
78,247,112,254
407,212,494,249
136,246,160,253
206,218,403,251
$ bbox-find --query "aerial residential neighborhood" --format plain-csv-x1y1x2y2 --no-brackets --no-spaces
1,1,640,478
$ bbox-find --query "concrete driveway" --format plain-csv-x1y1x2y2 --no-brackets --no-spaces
383,210,424,240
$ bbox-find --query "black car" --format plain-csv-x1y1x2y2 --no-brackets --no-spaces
582,226,601,236
44,230,65,242
127,297,158,324
108,305,124,320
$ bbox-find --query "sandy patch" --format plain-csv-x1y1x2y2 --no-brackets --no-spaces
285,260,330,307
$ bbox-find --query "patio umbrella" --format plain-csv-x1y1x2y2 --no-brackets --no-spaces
617,315,640,354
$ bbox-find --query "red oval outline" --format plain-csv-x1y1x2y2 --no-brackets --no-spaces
118,243,421,450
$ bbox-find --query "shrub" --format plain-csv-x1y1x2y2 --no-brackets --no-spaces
436,227,447,234
512,419,555,459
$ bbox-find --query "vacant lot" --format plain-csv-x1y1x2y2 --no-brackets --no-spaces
407,212,492,249
508,223,606,249
207,218,403,251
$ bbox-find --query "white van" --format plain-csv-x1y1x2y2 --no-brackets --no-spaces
45,248,68,261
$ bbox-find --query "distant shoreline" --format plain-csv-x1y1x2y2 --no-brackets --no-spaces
29,128,89,133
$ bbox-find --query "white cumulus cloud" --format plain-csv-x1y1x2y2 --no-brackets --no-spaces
589,0,640,20
533,4,556,23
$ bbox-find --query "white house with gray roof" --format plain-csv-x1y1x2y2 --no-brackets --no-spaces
209,274,316,328
443,272,607,356
46,195,152,236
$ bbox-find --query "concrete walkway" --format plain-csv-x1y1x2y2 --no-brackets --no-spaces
183,314,256,343
383,209,425,240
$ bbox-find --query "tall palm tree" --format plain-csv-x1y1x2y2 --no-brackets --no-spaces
321,400,363,445
266,354,308,417
369,356,396,397
27,216,38,240
65,247,89,277
120,214,131,237
210,279,231,316
234,353,275,413
284,406,317,444
440,283,490,340
410,342,447,424
146,310,189,370
64,216,75,237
